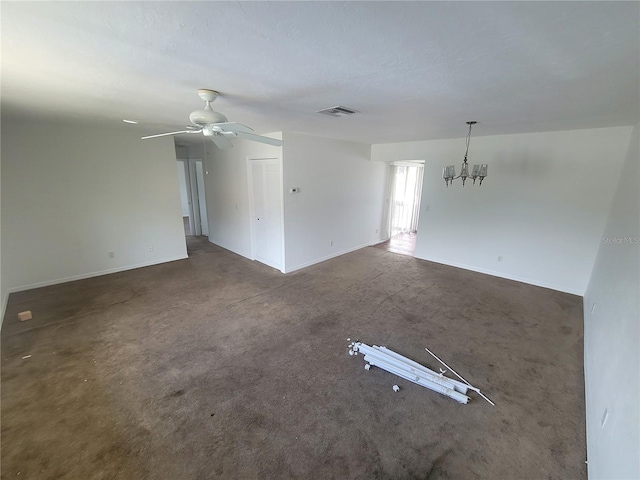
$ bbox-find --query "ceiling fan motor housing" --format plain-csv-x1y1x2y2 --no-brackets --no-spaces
189,89,227,125
189,108,227,125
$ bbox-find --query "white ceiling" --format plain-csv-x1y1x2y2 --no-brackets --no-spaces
2,1,638,145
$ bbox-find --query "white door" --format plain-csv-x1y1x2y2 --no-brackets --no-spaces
186,159,209,237
195,161,209,236
176,161,191,233
248,157,283,270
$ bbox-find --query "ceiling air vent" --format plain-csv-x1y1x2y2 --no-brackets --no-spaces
316,106,358,117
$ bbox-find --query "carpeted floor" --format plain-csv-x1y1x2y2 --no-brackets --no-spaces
1,237,586,479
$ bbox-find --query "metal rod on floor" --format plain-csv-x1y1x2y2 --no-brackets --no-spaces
424,347,495,406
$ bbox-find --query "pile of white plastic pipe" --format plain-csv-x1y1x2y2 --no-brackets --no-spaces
349,341,471,404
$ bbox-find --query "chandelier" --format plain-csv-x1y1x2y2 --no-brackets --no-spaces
443,121,488,187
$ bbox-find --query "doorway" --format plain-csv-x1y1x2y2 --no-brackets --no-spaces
378,161,424,256
188,159,209,237
176,159,209,238
176,160,192,235
247,156,284,271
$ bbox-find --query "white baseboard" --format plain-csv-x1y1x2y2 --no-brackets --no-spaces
283,241,373,274
416,254,584,296
6,255,188,295
207,238,252,262
371,236,390,246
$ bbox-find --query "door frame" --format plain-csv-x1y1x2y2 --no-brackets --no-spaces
177,159,196,236
185,159,200,236
387,160,425,240
193,159,209,236
246,154,285,271
187,158,208,237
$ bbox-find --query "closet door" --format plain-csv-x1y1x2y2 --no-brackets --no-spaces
248,157,283,270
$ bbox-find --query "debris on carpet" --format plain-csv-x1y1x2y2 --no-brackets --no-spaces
349,340,494,405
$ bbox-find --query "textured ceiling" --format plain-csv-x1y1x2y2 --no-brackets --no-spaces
2,1,638,145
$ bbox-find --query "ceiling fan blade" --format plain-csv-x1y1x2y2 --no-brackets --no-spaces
126,121,189,128
209,134,233,150
141,130,201,140
213,122,254,133
235,131,283,147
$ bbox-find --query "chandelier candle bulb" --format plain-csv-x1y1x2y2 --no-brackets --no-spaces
443,165,457,186
460,162,469,186
478,164,488,185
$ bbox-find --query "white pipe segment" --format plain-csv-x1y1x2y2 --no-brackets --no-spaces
361,352,468,401
358,344,457,386
375,346,469,394
360,349,460,392
361,355,469,404
351,342,470,404
363,354,470,404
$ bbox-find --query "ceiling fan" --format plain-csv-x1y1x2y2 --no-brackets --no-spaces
140,89,283,150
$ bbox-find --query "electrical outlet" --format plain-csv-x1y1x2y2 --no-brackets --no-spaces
330,240,333,247
375,228,379,234
497,256,503,262
148,246,154,252
108,251,115,259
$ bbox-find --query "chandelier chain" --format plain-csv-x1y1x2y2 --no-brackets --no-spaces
464,122,473,162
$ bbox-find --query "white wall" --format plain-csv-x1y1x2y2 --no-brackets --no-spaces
372,126,633,295
203,132,387,273
583,125,639,480
282,132,388,272
176,161,190,217
175,144,188,160
1,119,187,306
0,142,5,322
204,135,282,259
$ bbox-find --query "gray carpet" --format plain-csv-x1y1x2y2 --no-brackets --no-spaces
1,237,586,479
